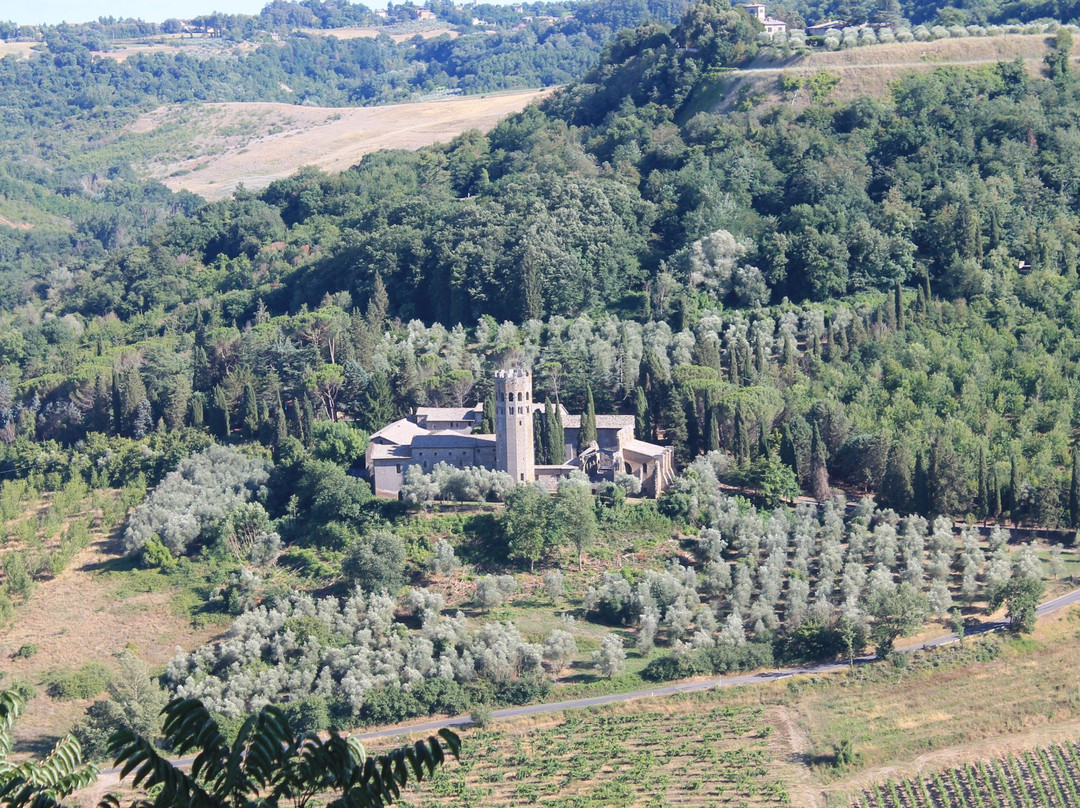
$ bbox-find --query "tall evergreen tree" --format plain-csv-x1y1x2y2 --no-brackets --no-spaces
211,385,231,439
977,444,989,521
534,409,547,465
880,438,914,513
274,393,288,448
479,392,495,434
661,387,689,465
1008,453,1019,517
1070,446,1080,529
705,396,719,453
810,423,829,501
912,451,929,515
733,402,751,464
111,371,123,436
241,383,259,440
779,424,800,482
578,384,597,451
550,400,565,464
358,372,395,433
634,386,650,442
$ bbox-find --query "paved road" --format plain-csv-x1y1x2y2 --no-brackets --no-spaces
100,584,1080,773
353,584,1080,743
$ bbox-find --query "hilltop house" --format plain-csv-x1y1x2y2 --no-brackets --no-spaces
365,370,675,499
741,3,788,35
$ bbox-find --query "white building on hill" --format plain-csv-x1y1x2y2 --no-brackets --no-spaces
365,369,674,498
742,3,788,34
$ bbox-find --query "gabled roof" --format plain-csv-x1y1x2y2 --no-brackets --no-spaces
621,439,670,460
369,418,428,445
412,432,496,449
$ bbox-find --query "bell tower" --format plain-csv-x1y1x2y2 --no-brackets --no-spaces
495,369,535,484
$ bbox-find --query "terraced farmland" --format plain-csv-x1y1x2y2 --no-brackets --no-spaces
399,696,790,807
854,740,1080,808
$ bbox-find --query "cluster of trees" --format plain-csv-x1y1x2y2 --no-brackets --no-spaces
164,585,587,723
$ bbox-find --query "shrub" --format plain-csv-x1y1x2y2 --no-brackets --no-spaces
49,662,112,700
13,643,37,659
123,445,271,558
341,529,406,595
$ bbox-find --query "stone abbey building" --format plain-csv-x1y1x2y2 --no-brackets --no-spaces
365,369,674,498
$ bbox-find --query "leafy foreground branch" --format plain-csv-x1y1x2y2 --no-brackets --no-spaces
0,691,459,808
0,690,99,808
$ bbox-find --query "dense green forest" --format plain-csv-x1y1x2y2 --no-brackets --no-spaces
3,0,1080,767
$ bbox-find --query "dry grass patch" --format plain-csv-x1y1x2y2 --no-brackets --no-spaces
134,91,550,200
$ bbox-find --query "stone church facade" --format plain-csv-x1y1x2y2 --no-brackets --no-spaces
365,369,675,499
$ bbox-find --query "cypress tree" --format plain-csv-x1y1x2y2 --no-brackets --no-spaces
192,345,211,393
661,387,689,466
211,385,231,439
912,451,929,515
705,397,720,453
758,419,770,460
90,374,111,434
1008,453,1019,517
291,399,305,444
274,394,288,448
358,372,395,433
578,384,597,451
880,438,914,513
991,469,1002,518
1070,447,1080,528
634,386,650,442
550,400,565,464
479,393,496,434
533,409,547,464
733,403,751,464
810,423,830,501
894,280,904,329
300,398,316,448
111,371,123,436
241,383,259,440
780,425,799,480
188,394,204,428
977,444,989,521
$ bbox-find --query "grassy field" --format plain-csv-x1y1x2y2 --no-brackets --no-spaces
715,33,1067,110
130,91,550,200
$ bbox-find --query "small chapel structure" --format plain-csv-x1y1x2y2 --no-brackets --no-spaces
365,369,675,499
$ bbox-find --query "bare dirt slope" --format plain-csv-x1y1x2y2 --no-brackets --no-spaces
138,91,550,200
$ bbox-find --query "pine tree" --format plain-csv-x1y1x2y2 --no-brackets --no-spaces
578,384,597,451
